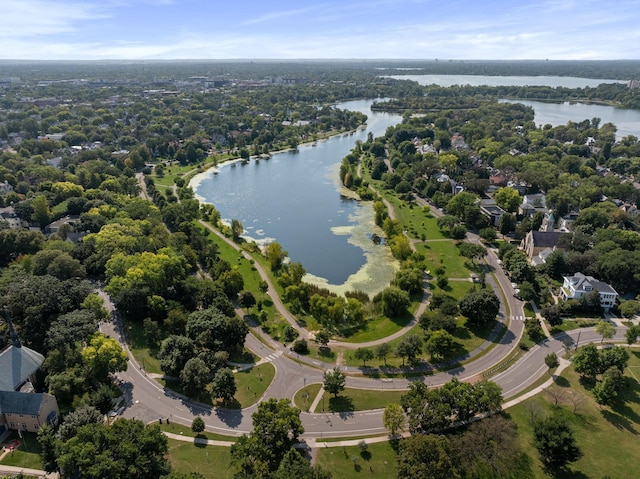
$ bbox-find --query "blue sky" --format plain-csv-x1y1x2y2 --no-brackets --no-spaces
2,0,639,60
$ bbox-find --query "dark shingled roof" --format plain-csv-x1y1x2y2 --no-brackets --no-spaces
530,231,567,248
0,390,44,416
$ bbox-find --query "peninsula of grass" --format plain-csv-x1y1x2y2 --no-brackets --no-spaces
160,422,237,442
293,383,323,412
312,387,406,413
232,362,275,408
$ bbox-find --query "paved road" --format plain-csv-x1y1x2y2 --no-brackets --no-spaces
101,187,625,440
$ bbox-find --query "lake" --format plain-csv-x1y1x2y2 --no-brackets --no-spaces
499,99,640,139
384,74,624,88
191,99,403,296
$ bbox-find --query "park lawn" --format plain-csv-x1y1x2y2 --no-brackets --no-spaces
315,440,398,479
384,195,446,241
124,319,163,375
416,240,473,279
0,432,41,469
233,362,275,408
160,422,237,442
315,388,406,413
337,312,414,344
303,342,338,364
167,439,236,479
293,383,323,412
506,350,640,479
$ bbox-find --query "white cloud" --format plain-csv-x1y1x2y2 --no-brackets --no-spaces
1,0,109,38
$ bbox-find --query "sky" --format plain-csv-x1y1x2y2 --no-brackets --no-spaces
2,0,640,60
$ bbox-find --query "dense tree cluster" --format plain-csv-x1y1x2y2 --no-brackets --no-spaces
400,378,503,433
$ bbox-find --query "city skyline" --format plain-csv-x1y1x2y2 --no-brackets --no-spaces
2,0,639,61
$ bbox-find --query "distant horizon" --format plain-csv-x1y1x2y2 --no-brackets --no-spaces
3,1,639,61
1,58,639,63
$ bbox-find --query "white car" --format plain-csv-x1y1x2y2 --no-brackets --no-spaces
511,282,518,289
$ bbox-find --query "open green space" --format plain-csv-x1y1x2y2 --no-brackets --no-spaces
506,350,640,479
233,362,276,407
0,432,42,469
337,312,414,344
416,240,476,279
293,383,323,412
312,387,406,413
316,440,398,479
167,438,235,479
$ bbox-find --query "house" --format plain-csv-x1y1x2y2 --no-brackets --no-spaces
520,230,569,263
44,215,80,235
561,272,618,312
0,316,60,436
479,199,506,227
0,181,13,195
0,207,23,229
0,392,59,434
519,193,547,217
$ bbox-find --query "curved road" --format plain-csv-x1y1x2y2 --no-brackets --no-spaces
112,175,625,441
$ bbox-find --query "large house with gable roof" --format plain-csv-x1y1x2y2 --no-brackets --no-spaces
0,317,59,436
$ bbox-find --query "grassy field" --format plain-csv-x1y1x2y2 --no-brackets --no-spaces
506,349,640,479
316,440,398,479
167,438,236,479
293,383,323,412
0,432,41,469
313,388,406,413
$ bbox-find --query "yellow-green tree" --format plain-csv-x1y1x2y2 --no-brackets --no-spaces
81,333,127,381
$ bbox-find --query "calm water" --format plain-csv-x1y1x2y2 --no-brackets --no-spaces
384,74,624,88
193,80,640,292
500,99,640,139
192,100,403,289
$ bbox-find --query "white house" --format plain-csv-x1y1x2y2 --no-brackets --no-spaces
561,272,618,312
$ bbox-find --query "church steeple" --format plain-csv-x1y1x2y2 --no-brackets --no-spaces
4,307,21,349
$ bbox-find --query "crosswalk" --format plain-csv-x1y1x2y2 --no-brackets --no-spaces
511,315,526,321
262,351,283,363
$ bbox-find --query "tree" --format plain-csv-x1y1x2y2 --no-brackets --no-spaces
180,357,210,392
37,424,59,473
595,320,615,344
315,329,331,348
158,335,196,377
45,309,97,351
494,187,522,212
266,241,287,271
532,416,582,470
397,434,459,479
382,402,405,436
626,324,639,345
545,352,559,374
323,367,346,398
457,242,487,264
354,347,374,366
271,449,332,479
375,342,392,367
231,218,244,242
380,286,411,317
191,417,205,434
458,289,500,327
479,227,497,243
57,419,171,479
210,367,236,402
396,334,423,366
425,329,455,362
230,398,303,475
573,343,601,379
81,332,128,381
31,194,51,228
541,304,562,327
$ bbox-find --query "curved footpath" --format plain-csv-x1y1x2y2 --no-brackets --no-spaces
108,175,629,446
